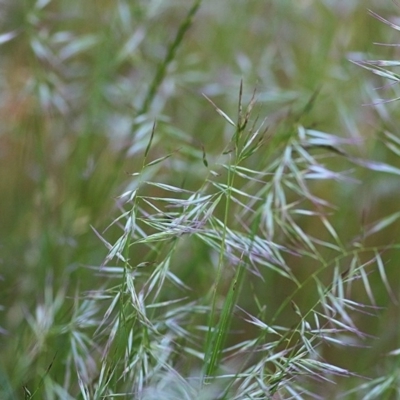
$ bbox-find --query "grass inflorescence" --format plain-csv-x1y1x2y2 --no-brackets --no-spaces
1,1,400,399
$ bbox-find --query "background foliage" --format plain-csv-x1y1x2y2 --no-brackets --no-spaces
1,0,400,398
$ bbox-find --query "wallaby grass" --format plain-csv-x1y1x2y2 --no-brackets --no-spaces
1,0,400,399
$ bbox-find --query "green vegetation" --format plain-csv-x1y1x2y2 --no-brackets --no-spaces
1,1,400,398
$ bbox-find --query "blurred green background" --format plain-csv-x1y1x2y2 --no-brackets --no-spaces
1,0,400,397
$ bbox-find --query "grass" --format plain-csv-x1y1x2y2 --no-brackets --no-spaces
1,0,400,399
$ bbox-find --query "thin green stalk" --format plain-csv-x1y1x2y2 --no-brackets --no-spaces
138,0,203,116
204,119,247,379
115,0,203,172
205,258,246,379
204,158,235,378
